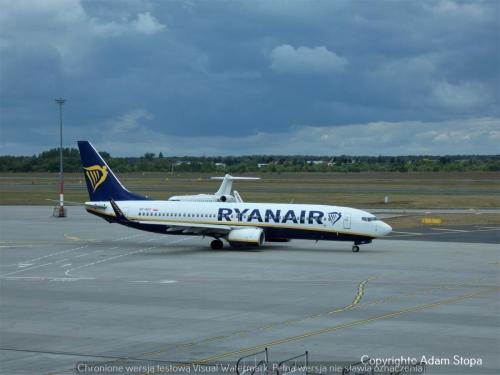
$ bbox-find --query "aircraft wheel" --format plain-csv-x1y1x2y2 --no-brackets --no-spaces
210,239,223,250
352,245,360,253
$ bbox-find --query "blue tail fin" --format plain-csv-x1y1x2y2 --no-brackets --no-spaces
77,141,148,202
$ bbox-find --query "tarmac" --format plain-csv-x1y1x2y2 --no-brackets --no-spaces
0,206,499,375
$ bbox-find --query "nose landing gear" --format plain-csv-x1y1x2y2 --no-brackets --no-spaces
352,239,372,253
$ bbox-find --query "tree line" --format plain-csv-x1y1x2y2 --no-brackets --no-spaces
1,147,499,173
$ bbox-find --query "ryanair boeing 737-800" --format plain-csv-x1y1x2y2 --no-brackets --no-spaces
78,141,392,252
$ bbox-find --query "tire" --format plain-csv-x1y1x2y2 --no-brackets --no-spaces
210,239,223,250
352,245,360,253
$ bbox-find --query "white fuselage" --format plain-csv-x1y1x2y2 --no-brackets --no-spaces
86,200,392,241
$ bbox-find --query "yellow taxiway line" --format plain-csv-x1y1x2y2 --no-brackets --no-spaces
194,287,499,364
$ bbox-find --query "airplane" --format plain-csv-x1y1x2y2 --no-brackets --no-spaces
168,174,259,203
78,141,392,252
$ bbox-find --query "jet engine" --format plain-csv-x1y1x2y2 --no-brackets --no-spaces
227,227,265,246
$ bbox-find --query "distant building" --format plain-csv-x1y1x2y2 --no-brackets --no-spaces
215,162,226,168
257,163,269,168
175,160,192,166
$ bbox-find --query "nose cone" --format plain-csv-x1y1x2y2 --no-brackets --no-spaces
379,222,392,236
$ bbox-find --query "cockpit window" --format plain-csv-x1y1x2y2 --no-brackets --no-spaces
362,216,379,222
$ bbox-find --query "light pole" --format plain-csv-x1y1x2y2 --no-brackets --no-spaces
55,98,66,217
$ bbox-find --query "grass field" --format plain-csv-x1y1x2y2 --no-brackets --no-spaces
1,171,498,208
1,171,499,226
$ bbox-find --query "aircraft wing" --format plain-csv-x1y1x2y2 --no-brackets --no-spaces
135,220,233,235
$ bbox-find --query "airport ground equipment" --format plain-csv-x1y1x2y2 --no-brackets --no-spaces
236,348,269,375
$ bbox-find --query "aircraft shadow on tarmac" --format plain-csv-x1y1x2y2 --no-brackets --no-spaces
138,243,388,255
262,244,388,254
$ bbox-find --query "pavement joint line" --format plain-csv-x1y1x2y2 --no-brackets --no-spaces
192,287,500,365
0,275,178,283
0,262,55,277
5,233,145,268
64,233,81,241
0,244,38,248
391,231,424,235
64,246,155,276
63,235,192,276
11,244,89,267
431,228,470,233
387,227,500,238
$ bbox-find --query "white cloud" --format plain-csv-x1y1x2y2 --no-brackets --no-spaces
109,109,153,134
432,80,491,111
428,0,487,20
82,116,500,157
133,12,166,35
0,0,166,72
375,55,437,83
3,112,498,156
269,45,347,74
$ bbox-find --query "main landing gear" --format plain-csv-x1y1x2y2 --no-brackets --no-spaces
210,239,223,250
352,245,360,253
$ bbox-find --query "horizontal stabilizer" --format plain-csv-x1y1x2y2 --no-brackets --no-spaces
211,174,260,180
212,174,260,197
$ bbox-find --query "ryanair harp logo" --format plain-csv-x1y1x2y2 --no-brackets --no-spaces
84,165,108,192
328,212,342,225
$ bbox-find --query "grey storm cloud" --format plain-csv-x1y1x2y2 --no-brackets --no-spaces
0,0,498,155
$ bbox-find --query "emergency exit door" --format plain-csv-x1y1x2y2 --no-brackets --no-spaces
343,214,351,229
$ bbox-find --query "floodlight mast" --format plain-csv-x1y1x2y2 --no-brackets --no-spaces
55,98,66,217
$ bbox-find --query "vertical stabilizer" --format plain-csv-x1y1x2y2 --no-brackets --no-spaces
78,141,148,202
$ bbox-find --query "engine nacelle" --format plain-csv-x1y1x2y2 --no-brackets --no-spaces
217,195,237,203
227,227,265,246
265,238,291,242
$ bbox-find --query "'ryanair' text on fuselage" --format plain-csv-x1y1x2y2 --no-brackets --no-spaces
218,208,326,224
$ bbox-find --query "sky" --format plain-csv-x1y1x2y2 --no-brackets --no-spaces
0,0,499,156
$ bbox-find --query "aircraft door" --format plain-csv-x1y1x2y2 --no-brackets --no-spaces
343,215,351,229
